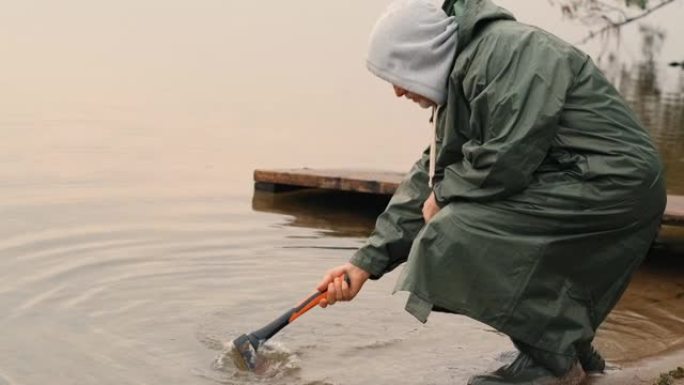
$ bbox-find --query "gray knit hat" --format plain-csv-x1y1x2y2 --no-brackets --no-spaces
367,0,458,106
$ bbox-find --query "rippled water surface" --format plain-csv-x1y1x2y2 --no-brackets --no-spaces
1,1,683,384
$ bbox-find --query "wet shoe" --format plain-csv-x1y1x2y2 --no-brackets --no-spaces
576,344,605,374
468,352,585,385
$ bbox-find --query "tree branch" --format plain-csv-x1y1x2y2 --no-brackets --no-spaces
595,0,629,18
575,0,678,45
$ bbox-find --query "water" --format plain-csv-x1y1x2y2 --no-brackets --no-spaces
0,1,683,384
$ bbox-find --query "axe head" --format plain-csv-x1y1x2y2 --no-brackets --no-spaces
231,333,260,371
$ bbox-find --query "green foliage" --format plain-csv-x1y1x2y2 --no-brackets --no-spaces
626,0,649,9
560,0,660,20
673,367,684,379
653,367,684,385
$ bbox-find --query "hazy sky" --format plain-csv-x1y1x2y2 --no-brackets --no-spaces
1,0,682,173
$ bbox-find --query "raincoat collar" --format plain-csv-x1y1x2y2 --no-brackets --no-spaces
441,0,515,56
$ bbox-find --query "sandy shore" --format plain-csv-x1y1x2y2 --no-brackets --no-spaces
588,348,684,385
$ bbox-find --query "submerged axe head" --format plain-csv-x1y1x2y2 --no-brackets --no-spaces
231,333,260,371
231,281,340,371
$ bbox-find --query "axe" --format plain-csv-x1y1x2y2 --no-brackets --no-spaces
232,275,350,370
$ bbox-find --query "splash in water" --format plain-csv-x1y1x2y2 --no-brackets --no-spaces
213,341,301,380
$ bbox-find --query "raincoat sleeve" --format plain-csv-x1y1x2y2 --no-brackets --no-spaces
434,37,577,204
349,150,432,279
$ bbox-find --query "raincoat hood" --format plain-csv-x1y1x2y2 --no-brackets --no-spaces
442,0,515,56
366,0,458,106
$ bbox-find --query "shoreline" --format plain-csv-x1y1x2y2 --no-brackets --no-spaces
589,348,684,385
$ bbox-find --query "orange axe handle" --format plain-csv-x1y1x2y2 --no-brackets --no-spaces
289,274,352,322
240,275,350,353
288,292,326,322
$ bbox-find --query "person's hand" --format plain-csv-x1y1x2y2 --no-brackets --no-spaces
423,191,441,223
316,262,370,308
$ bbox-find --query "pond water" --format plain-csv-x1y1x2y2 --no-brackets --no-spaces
0,1,683,384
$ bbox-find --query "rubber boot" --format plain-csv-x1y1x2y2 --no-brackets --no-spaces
576,343,605,374
468,352,585,385
510,339,574,377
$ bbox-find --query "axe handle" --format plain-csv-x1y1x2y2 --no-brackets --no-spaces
289,291,326,322
249,275,350,344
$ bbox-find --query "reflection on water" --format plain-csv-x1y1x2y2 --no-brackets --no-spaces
596,240,684,362
252,190,387,238
619,26,684,193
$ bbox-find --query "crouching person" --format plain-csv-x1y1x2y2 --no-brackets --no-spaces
317,0,666,384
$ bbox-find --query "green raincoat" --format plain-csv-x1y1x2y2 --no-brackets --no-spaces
350,0,666,375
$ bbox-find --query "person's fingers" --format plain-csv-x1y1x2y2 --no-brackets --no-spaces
332,276,343,302
338,276,347,300
327,281,337,305
318,267,342,290
423,197,440,223
317,272,333,292
341,275,351,300
317,263,371,308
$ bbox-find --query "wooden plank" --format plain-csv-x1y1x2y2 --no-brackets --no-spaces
664,195,684,226
253,168,684,226
254,168,404,195
254,181,306,193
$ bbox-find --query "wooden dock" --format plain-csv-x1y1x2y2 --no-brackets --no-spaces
254,168,404,195
254,168,684,226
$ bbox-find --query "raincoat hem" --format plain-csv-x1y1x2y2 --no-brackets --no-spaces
395,288,579,361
